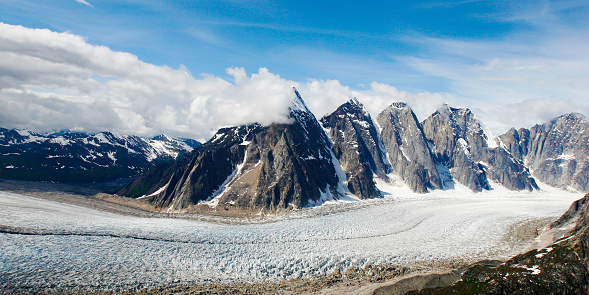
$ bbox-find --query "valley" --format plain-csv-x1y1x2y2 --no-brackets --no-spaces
0,180,581,293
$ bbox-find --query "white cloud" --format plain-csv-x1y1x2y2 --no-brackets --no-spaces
1,22,587,142
473,97,589,134
0,23,299,140
301,80,456,122
74,0,93,8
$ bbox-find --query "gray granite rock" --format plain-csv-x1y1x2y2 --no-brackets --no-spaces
320,98,390,198
120,88,343,212
500,113,589,192
422,104,536,192
376,102,442,193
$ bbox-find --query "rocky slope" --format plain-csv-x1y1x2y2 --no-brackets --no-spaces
320,98,389,198
7,87,587,210
405,192,589,295
422,104,537,192
120,97,589,212
500,113,589,192
0,128,200,183
119,89,348,212
377,102,443,193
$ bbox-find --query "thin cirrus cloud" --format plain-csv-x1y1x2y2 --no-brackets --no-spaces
74,0,93,8
0,22,588,142
389,9,589,129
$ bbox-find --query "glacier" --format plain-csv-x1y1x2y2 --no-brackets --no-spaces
0,183,582,292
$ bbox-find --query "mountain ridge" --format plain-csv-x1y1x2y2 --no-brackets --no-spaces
0,128,200,183
2,89,587,213
120,88,350,212
115,90,587,213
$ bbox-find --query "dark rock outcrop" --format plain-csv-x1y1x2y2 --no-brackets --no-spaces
120,89,345,212
376,102,442,193
320,98,389,198
500,113,589,192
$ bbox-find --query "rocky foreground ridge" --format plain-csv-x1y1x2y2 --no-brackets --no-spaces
118,88,588,213
402,192,589,295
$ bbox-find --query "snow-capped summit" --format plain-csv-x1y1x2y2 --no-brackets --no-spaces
120,88,348,212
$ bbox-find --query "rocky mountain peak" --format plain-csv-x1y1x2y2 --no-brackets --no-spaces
423,104,537,192
321,98,389,198
377,102,443,193
500,111,589,192
349,97,362,106
553,112,587,124
390,101,409,109
121,89,347,212
290,87,312,114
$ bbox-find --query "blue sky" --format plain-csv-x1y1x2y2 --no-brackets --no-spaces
0,0,580,89
0,0,588,139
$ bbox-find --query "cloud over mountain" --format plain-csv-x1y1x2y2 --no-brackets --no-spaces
1,22,587,140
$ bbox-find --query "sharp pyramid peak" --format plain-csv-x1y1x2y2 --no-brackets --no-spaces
290,87,312,113
343,97,369,114
349,97,362,106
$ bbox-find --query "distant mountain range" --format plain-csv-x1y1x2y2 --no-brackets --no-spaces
117,88,589,213
0,128,200,183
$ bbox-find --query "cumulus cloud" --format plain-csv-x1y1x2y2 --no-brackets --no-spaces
1,23,586,141
473,97,589,134
302,80,457,122
0,23,299,140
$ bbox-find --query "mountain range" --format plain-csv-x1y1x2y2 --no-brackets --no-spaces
1,88,587,212
0,128,200,183
116,88,588,213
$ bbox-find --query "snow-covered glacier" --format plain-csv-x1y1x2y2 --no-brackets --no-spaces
0,184,581,292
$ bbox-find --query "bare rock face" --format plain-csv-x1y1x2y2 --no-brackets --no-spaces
376,102,442,193
320,98,390,198
422,104,536,192
119,89,344,212
500,113,589,192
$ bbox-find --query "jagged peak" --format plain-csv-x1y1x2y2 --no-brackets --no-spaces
349,97,362,106
390,101,408,109
554,112,587,123
290,87,312,114
434,103,473,119
341,97,369,114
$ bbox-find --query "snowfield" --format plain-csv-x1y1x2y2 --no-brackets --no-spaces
0,183,582,292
